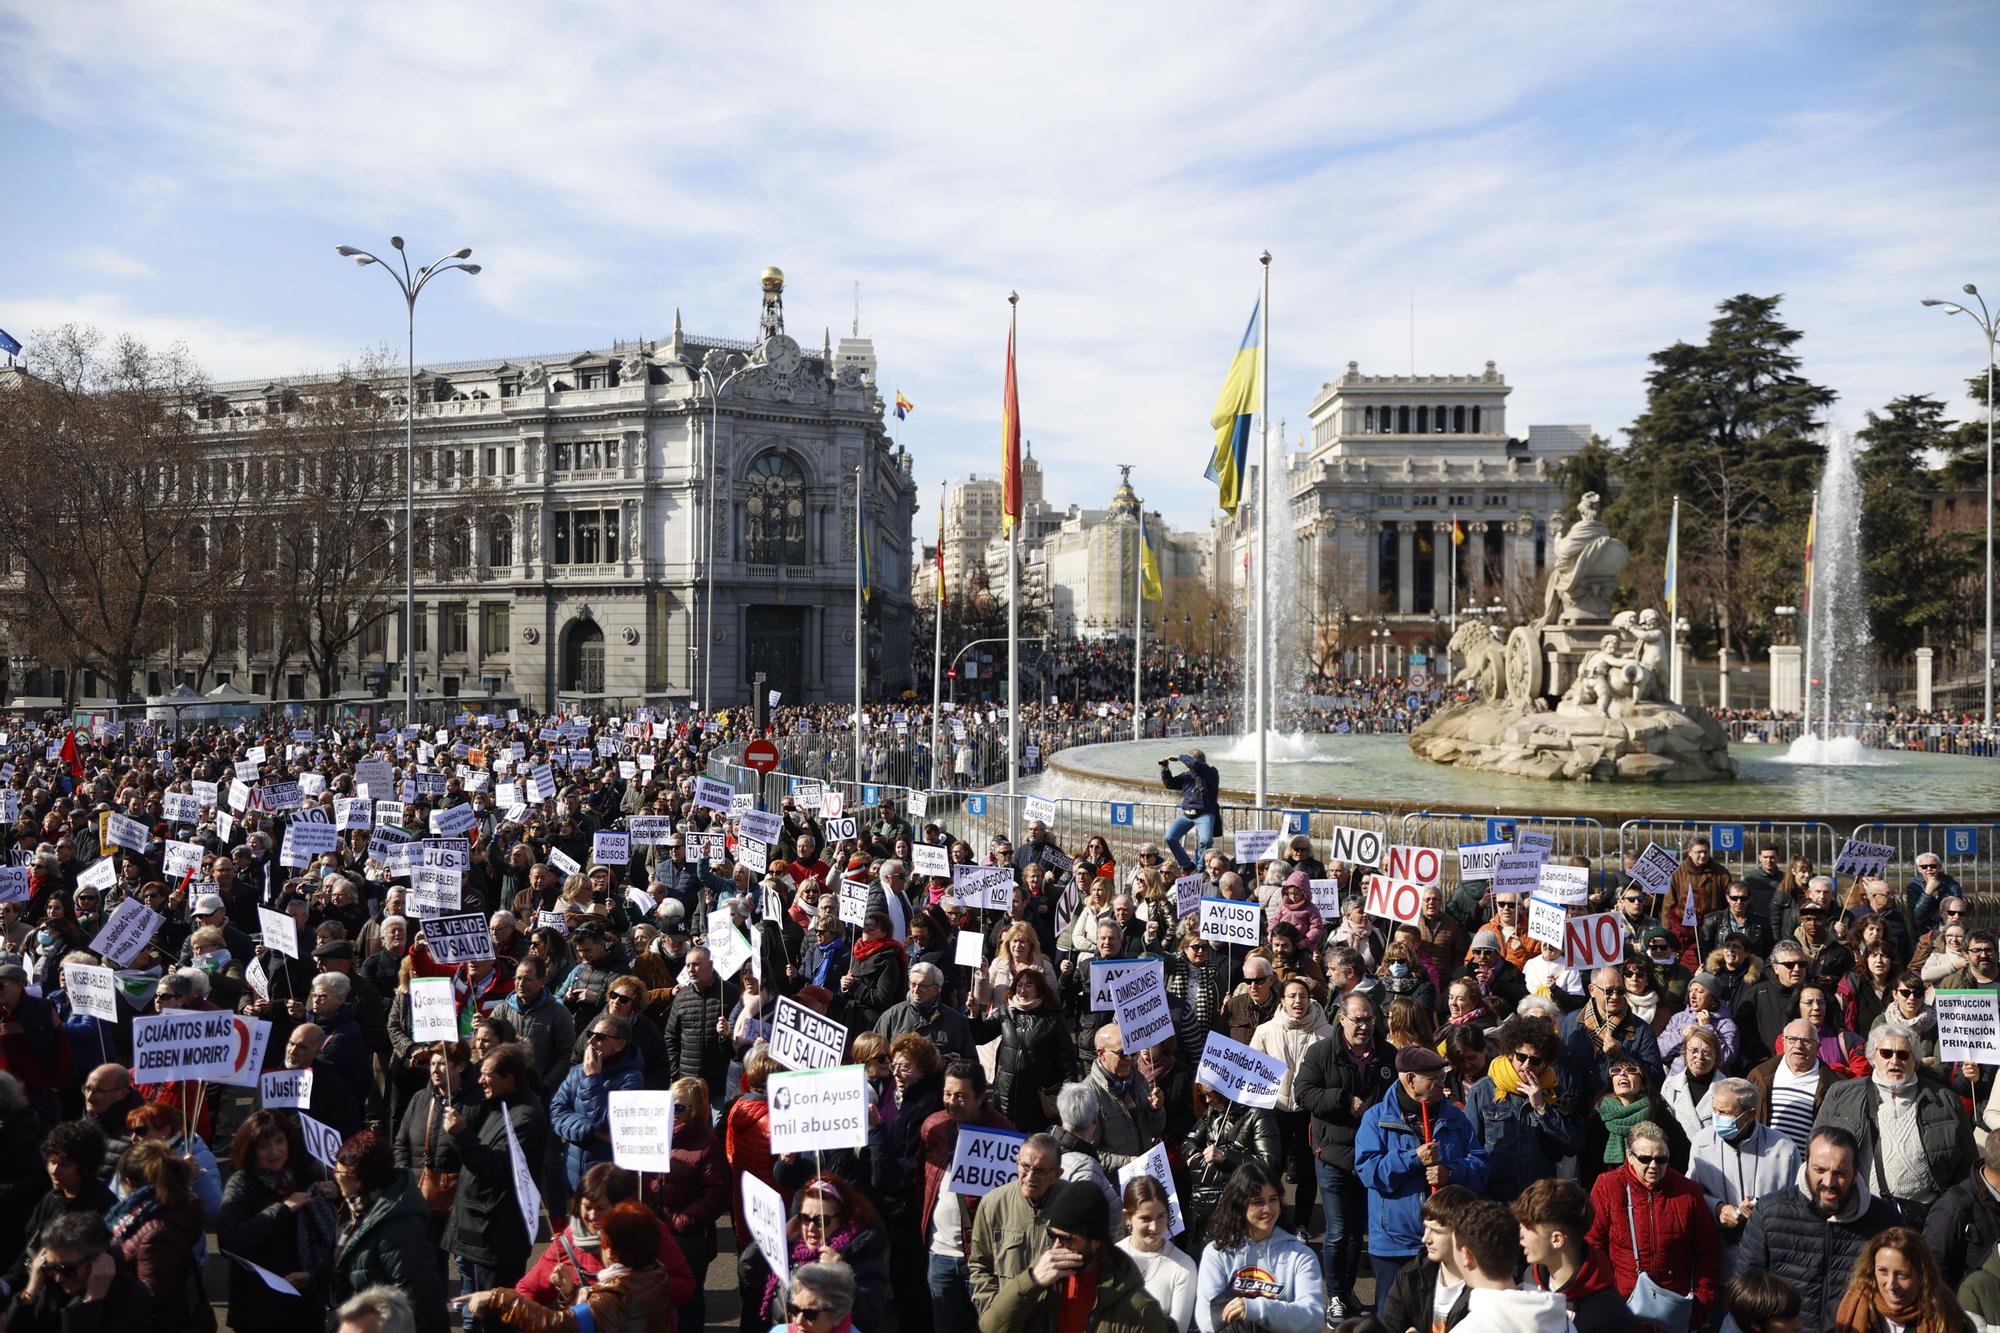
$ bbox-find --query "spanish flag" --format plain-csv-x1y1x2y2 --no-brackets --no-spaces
1139,511,1163,602
894,390,913,420
1001,312,1022,533
859,495,873,603
1206,296,1261,515
1451,517,1465,546
935,502,946,606
1801,495,1817,619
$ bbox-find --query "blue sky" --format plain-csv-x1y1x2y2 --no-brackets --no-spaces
3,2,1995,536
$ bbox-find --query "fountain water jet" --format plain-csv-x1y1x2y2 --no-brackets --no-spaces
1788,429,1876,766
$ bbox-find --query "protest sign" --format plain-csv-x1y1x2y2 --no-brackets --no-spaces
284,820,339,863
260,1068,314,1109
737,838,769,875
423,912,494,964
692,777,734,812
501,1106,542,1246
223,1253,300,1297
1457,841,1510,882
1538,863,1591,906
300,1113,343,1170
547,846,581,878
409,865,463,916
1515,830,1556,863
210,1015,272,1090
132,1010,253,1085
707,910,753,981
1309,878,1342,919
767,1064,869,1153
258,907,300,958
161,839,204,879
769,995,848,1070
335,797,373,831
955,931,984,968
1833,838,1895,883
739,809,783,845
1233,829,1282,864
1937,989,2000,1063
1527,895,1569,948
163,792,200,825
627,816,673,845
607,1090,677,1171
429,803,476,838
823,815,858,842
61,961,119,1022
191,780,219,810
1115,1141,1186,1236
742,1174,790,1293
0,866,25,903
1325,824,1383,867
793,780,824,811
1195,1030,1286,1108
1627,844,1680,896
1492,852,1542,898
262,781,304,812
593,831,630,866
1364,845,1442,927
1023,795,1058,827
376,800,407,830
1110,963,1174,1052
409,976,459,1042
1199,897,1261,948
1174,872,1203,918
946,1125,1030,1198
354,758,392,794
952,865,1014,911
104,812,150,853
1087,958,1162,1011
911,842,950,878
89,899,162,967
838,879,869,926
1562,911,1625,970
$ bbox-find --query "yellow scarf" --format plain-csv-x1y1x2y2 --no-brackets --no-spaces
1485,1053,1558,1101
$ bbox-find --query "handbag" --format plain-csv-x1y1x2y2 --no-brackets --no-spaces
417,1103,459,1216
1624,1187,1695,1333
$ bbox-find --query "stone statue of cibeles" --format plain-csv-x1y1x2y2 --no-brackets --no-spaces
1560,609,1668,716
1538,491,1629,625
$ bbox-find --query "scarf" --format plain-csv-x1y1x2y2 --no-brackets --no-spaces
105,1183,166,1245
1577,998,1617,1041
1484,1053,1557,1102
1833,1283,1922,1333
761,1222,861,1322
1598,1095,1654,1164
853,936,903,964
1626,989,1661,1026
810,939,848,988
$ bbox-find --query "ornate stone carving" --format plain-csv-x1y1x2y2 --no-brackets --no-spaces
621,626,639,645
1537,492,1628,626
522,626,539,644
521,362,547,389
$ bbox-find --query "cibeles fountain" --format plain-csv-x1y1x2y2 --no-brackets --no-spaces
1408,492,1736,782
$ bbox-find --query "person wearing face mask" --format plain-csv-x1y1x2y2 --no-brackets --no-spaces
1688,1077,1800,1279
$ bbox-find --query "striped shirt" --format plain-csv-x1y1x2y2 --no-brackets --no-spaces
1769,1060,1821,1152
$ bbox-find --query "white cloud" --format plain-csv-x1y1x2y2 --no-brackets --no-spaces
65,245,155,281
0,291,355,383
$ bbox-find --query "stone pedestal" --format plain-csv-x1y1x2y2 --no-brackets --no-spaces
1408,699,1736,783
1719,647,1732,710
1671,640,1686,704
1916,647,1935,712
1770,645,1802,715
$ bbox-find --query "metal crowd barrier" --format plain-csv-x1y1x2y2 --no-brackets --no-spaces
1617,818,1844,882
1849,821,2000,920
1399,812,1611,894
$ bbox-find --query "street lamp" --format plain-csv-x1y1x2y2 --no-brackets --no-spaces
697,345,770,711
334,237,480,725
1773,606,1798,646
1921,283,1996,728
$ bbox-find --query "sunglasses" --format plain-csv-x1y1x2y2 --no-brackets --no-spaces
1772,960,1802,970
1919,865,1941,872
799,1211,839,1225
607,992,639,1005
1629,1152,1669,1166
1875,1049,1911,1062
1895,987,1919,998
788,1305,835,1323
586,1032,622,1044
42,1258,89,1279
1512,1051,1545,1068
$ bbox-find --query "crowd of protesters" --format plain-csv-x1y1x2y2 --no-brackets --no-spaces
0,702,1990,1333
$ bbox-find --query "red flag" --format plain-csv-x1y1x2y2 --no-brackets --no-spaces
61,729,83,781
1000,307,1022,532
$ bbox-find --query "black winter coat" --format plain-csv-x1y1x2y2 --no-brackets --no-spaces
842,943,906,1031
1925,1167,2000,1288
333,1173,448,1333
983,1001,1075,1133
1293,1035,1397,1169
661,978,729,1087
215,1163,334,1328
1380,1256,1471,1333
445,1092,551,1268
1738,1183,1902,1333
1185,1103,1281,1190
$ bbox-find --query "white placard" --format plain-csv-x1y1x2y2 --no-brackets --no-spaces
1115,1141,1186,1236
1023,795,1058,827
429,803,477,838
162,839,205,879
61,961,119,1022
707,909,753,981
627,816,673,846
737,839,769,875
1833,839,1895,883
258,906,300,959
838,879,869,926
262,781,303,812
501,1104,542,1246
88,899,163,967
163,792,201,825
1174,872,1204,919
104,811,150,853
0,866,26,903
1198,897,1261,948
546,846,581,878
1195,1029,1286,1109
767,1064,869,1153
223,1252,300,1297
1309,878,1342,919
283,821,339,865
1088,957,1164,1011
191,780,220,810
946,1124,1030,1198
793,780,824,811
823,815,858,842
1538,863,1591,906
1937,989,2000,1063
1110,961,1174,1052
1527,894,1569,948
739,809,782,845
1627,844,1680,896
593,831,630,866
954,931,984,968
769,995,848,1071
742,1174,790,1294
1457,841,1510,883
423,911,494,964
1324,824,1384,868
607,1090,677,1171
260,1067,314,1109
1561,911,1626,970
692,777,734,813
1515,830,1556,863
1232,829,1282,864
952,865,1014,911
77,857,119,893
409,976,459,1042
132,1010,249,1085
1493,852,1543,898
335,797,373,831
911,842,951,877
299,1112,342,1169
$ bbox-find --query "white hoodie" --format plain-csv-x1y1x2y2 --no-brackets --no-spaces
1454,1286,1575,1333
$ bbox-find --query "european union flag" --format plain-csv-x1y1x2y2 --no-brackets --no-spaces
0,329,20,357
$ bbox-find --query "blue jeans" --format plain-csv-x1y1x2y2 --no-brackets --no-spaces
928,1252,977,1328
1372,1253,1416,1316
1165,812,1219,870
458,1257,526,1332
1316,1157,1366,1302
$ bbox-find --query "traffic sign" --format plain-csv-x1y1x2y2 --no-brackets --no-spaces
743,739,781,775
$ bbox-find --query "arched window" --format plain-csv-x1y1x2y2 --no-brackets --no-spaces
745,453,807,565
188,526,208,572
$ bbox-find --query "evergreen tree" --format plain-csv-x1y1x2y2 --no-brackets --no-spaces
1557,434,1617,513
1940,362,1995,492
1607,294,1833,656
1857,395,1979,662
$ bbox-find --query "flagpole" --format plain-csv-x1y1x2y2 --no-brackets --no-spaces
1667,494,1680,704
930,480,945,792
1133,504,1143,743
854,463,863,786
1255,251,1270,808
1007,294,1020,803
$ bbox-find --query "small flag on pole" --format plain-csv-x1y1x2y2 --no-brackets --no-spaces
1451,517,1465,546
1001,310,1023,533
0,329,20,357
1139,511,1163,602
894,390,913,420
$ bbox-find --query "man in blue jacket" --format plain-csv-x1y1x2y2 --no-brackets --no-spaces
1558,965,1664,1112
1159,751,1220,872
549,1013,645,1187
1354,1045,1490,1313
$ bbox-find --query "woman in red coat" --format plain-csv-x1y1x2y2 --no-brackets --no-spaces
515,1163,694,1325
642,1076,732,1333
726,1049,780,1244
1586,1119,1723,1327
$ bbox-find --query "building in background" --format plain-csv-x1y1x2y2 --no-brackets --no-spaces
1042,470,1203,639
92,267,916,711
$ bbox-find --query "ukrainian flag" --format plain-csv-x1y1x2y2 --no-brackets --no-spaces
859,496,873,603
1206,296,1261,515
1139,510,1163,601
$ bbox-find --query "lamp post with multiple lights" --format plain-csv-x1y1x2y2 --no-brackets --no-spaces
1922,284,1996,728
333,237,480,725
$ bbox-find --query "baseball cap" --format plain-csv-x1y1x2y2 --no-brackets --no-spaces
193,893,226,916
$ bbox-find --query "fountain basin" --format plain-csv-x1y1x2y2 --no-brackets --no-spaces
1043,733,2000,825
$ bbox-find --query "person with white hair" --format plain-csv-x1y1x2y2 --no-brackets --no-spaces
1052,1080,1123,1239
1686,1075,1799,1278
872,960,975,1059
334,1284,416,1333
1813,1018,1974,1220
